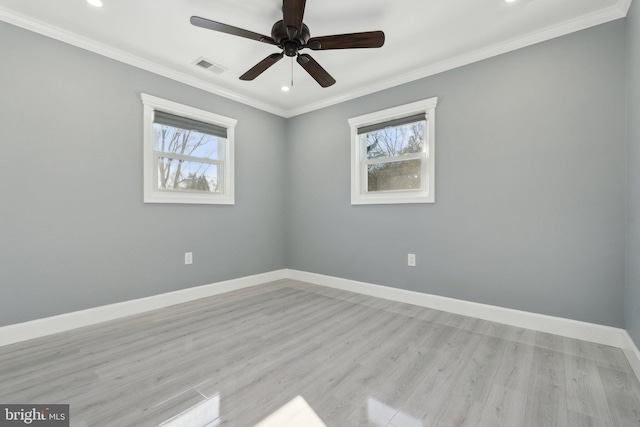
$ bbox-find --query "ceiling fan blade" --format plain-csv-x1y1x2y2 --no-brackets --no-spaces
307,31,385,50
190,16,276,45
297,54,336,88
283,0,306,38
240,53,285,81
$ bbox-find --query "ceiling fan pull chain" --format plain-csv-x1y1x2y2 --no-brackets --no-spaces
291,56,294,87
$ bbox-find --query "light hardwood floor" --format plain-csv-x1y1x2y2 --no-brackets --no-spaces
0,279,639,426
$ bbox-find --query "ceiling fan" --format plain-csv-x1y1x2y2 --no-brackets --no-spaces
190,0,385,88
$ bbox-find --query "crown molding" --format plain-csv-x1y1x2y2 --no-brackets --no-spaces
618,0,633,15
0,6,288,117
281,0,632,117
0,0,632,119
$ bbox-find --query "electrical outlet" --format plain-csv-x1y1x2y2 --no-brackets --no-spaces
408,254,416,267
185,252,193,265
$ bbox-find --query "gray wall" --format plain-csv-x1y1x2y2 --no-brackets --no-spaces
0,16,632,330
286,21,627,327
626,1,640,345
0,22,287,326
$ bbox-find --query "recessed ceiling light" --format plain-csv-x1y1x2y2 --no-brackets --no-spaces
87,0,104,7
505,0,516,2
281,86,290,92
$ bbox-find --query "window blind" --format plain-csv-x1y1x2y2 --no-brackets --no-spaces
357,113,426,135
154,110,227,139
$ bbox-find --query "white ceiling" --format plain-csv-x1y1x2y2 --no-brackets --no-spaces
0,0,631,117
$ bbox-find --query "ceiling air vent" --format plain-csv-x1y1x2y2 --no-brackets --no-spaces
192,57,227,74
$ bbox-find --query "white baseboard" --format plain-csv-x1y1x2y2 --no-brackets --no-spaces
285,269,627,348
622,331,640,380
0,269,287,347
1,267,635,377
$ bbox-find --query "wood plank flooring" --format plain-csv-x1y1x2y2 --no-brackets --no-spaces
0,279,639,426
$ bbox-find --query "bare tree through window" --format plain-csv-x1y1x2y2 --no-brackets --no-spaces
365,121,424,192
154,124,221,193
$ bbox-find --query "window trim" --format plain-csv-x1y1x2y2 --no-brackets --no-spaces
348,97,437,205
141,93,237,205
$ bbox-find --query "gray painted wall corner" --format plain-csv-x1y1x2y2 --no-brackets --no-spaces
626,0,640,347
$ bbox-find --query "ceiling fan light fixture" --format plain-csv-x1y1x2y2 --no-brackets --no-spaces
87,0,104,7
190,0,384,88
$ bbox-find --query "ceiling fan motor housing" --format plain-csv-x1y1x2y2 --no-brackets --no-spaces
271,20,310,56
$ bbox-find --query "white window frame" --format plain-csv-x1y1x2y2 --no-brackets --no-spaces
348,97,437,205
141,93,237,205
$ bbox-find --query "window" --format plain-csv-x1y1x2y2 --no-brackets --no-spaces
348,97,437,205
141,94,236,204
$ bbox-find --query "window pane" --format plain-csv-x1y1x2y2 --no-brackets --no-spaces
365,121,424,160
367,159,422,192
153,124,221,160
157,157,220,193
